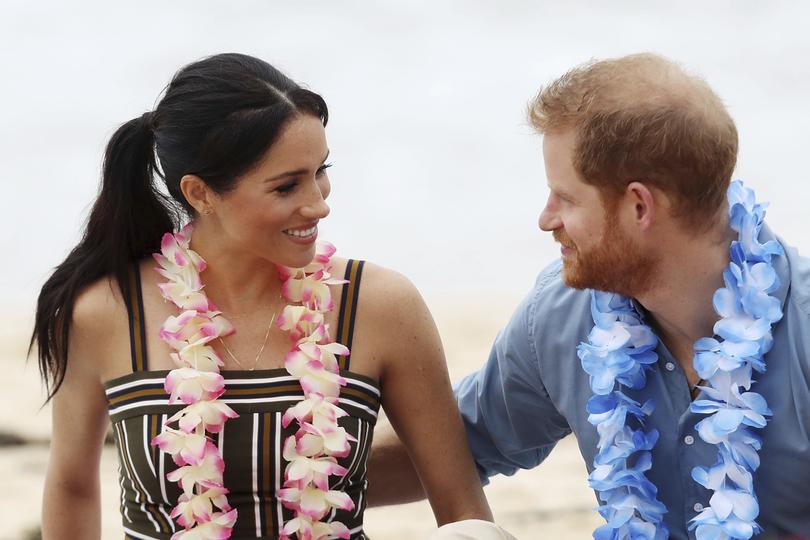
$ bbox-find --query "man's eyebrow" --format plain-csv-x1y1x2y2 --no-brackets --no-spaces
548,184,575,200
264,150,330,182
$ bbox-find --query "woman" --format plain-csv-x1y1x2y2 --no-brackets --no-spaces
32,53,497,539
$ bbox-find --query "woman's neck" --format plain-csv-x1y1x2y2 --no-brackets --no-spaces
188,219,284,314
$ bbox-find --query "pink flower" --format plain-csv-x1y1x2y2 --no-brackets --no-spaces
282,436,348,491
160,311,234,351
286,341,348,377
168,400,239,433
156,227,205,273
279,516,351,540
170,345,224,373
152,427,208,466
170,509,237,540
153,227,214,311
157,281,209,312
304,241,337,272
169,481,231,528
294,421,356,459
278,486,354,520
284,353,345,399
282,274,335,312
277,306,325,342
160,311,233,371
281,394,347,428
165,368,226,404
299,363,346,399
166,442,225,497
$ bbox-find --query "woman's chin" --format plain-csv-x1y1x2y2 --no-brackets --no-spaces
275,245,317,269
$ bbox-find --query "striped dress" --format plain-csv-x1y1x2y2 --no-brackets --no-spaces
105,260,380,539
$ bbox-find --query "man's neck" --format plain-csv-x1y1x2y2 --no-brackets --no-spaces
634,225,735,380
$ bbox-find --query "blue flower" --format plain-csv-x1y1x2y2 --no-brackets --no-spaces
690,508,758,540
579,322,657,394
726,429,763,471
692,392,770,443
735,215,782,264
579,301,659,395
693,337,760,380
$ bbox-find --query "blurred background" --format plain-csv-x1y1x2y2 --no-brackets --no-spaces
2,1,809,538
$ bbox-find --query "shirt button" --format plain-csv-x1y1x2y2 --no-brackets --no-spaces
694,503,704,512
665,362,675,371
684,435,695,445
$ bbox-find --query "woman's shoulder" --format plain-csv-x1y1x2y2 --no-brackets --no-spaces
67,273,132,380
71,273,129,340
332,257,423,314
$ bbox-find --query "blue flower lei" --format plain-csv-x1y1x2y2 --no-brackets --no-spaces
577,181,784,540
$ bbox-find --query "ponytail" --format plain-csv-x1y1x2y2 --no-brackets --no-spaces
31,112,179,400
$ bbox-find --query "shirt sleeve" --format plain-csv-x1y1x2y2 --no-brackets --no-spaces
454,274,572,483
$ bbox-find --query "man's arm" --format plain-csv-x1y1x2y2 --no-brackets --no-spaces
367,267,572,506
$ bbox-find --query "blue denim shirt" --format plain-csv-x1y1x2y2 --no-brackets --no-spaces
455,226,810,539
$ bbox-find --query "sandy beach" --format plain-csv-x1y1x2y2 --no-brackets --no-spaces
2,299,601,539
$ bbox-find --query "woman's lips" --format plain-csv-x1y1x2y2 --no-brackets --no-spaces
283,224,318,244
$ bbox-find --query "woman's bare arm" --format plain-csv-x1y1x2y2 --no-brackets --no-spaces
367,420,427,506
359,265,492,524
41,283,117,539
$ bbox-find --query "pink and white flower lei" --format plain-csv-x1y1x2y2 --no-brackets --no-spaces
151,224,355,540
276,242,356,540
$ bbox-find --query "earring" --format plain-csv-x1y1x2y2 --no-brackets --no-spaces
202,208,213,215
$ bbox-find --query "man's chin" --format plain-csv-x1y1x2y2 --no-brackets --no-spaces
560,262,590,290
560,260,621,292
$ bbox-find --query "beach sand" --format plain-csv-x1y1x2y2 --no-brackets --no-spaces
1,299,602,539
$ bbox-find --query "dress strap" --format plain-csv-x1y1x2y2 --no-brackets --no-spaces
124,263,149,372
335,259,365,371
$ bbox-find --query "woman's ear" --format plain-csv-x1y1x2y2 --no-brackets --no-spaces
180,174,214,215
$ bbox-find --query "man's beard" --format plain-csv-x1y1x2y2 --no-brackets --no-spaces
554,213,657,298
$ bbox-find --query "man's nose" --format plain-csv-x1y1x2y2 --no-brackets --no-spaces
538,200,561,232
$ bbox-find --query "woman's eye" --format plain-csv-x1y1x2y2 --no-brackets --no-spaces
317,163,333,176
274,182,297,194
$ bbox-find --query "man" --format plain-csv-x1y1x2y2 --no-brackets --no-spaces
368,53,810,540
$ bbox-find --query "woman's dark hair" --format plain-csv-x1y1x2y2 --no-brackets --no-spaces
31,53,328,400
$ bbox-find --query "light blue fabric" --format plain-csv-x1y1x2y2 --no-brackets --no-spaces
454,226,810,539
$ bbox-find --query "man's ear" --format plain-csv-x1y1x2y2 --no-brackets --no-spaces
625,181,656,232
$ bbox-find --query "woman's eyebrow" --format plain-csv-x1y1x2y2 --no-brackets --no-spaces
264,150,330,183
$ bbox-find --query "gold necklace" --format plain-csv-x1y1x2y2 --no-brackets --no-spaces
217,313,276,371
